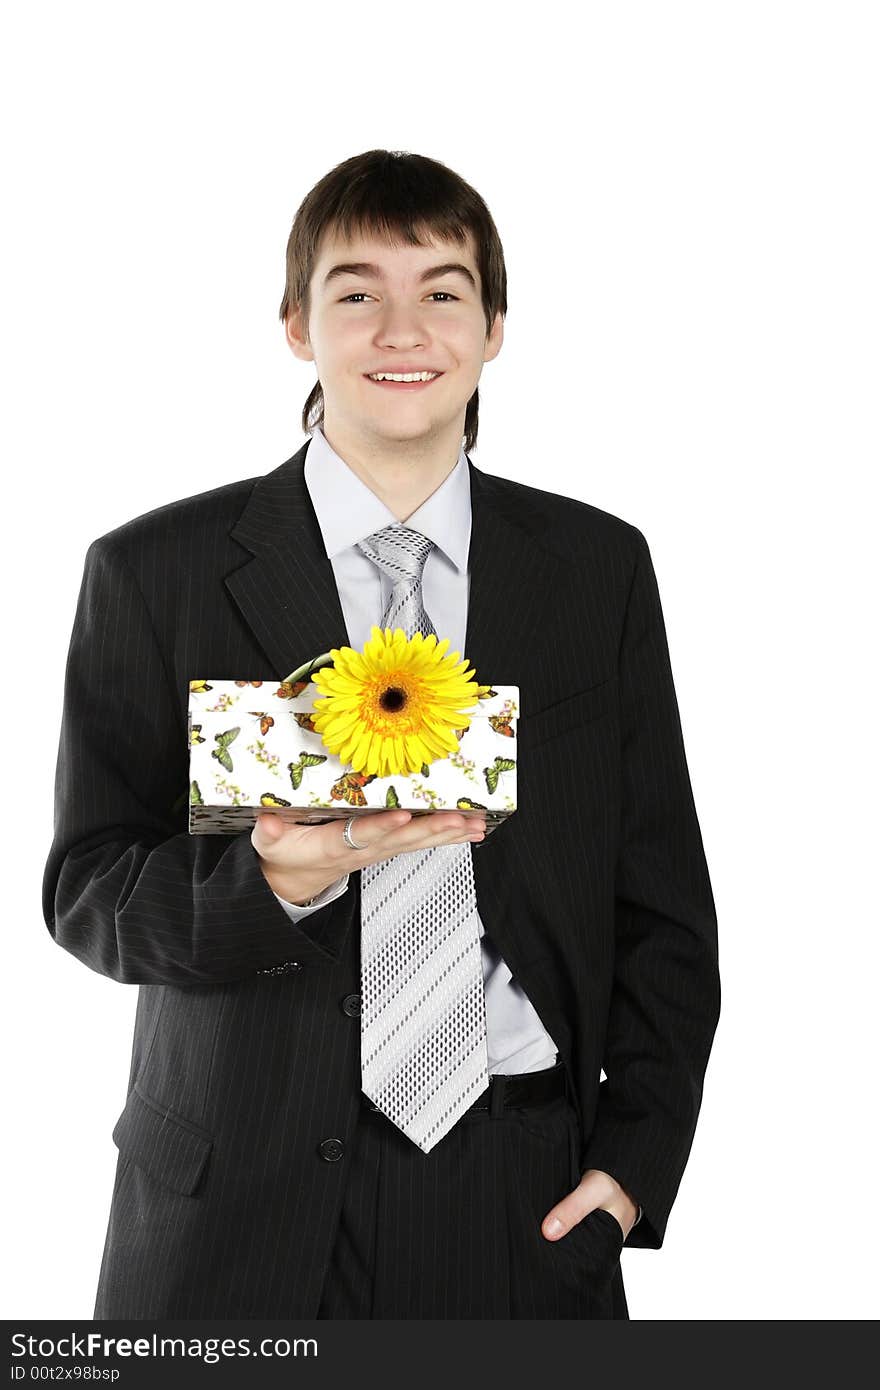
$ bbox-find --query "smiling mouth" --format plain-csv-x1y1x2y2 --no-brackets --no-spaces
363,372,444,391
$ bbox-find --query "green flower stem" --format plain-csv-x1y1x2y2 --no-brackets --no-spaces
281,652,336,687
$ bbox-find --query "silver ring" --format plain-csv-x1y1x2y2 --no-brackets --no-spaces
342,814,367,851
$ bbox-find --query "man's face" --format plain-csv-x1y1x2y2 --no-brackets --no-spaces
286,226,503,447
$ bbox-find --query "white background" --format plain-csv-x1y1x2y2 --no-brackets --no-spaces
3,0,877,1321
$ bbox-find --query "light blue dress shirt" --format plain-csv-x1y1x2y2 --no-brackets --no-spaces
271,424,559,1075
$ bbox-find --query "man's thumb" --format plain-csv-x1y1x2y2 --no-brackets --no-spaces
251,812,284,853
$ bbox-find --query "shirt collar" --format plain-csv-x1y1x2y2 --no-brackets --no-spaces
303,424,471,573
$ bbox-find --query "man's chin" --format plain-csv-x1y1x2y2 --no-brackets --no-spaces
345,405,463,446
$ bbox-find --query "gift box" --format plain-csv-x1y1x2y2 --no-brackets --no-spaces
187,676,519,836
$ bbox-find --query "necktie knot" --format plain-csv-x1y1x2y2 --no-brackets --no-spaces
356,523,435,586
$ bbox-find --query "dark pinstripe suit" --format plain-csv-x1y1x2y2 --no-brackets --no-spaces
42,438,720,1318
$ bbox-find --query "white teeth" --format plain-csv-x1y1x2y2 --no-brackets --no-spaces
368,371,439,382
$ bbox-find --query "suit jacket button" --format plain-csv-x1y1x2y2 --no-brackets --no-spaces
318,1138,345,1162
341,992,361,1017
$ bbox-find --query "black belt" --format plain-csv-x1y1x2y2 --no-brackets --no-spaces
360,1058,567,1120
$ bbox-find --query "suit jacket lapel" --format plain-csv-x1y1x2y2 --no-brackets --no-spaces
225,440,350,679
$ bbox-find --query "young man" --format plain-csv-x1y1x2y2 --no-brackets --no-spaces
43,150,720,1320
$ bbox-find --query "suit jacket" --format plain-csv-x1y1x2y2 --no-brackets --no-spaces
42,438,721,1319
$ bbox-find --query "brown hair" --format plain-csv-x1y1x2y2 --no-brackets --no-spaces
279,149,508,454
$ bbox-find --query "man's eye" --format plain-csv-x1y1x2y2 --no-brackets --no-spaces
339,292,459,303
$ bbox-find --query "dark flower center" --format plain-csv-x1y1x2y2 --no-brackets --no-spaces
379,685,407,714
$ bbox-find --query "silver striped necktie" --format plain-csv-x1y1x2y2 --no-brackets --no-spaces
355,521,490,1154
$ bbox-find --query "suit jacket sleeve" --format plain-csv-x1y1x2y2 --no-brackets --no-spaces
580,529,721,1249
41,536,345,985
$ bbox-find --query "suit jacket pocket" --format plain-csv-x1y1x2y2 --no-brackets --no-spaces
520,675,617,752
111,1080,214,1196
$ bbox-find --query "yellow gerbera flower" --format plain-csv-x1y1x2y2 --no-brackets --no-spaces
309,625,484,778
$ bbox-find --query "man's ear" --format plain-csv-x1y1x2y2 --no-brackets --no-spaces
483,310,504,364
285,306,315,364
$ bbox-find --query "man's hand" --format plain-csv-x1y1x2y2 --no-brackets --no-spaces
542,1168,639,1243
252,807,487,905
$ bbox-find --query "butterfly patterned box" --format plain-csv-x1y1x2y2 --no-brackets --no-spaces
187,677,519,836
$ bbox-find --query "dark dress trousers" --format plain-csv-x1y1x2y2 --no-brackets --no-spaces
42,439,721,1318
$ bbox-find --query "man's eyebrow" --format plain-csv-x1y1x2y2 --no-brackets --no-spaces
322,261,477,291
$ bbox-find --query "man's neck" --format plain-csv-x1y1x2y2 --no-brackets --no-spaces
320,419,463,522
